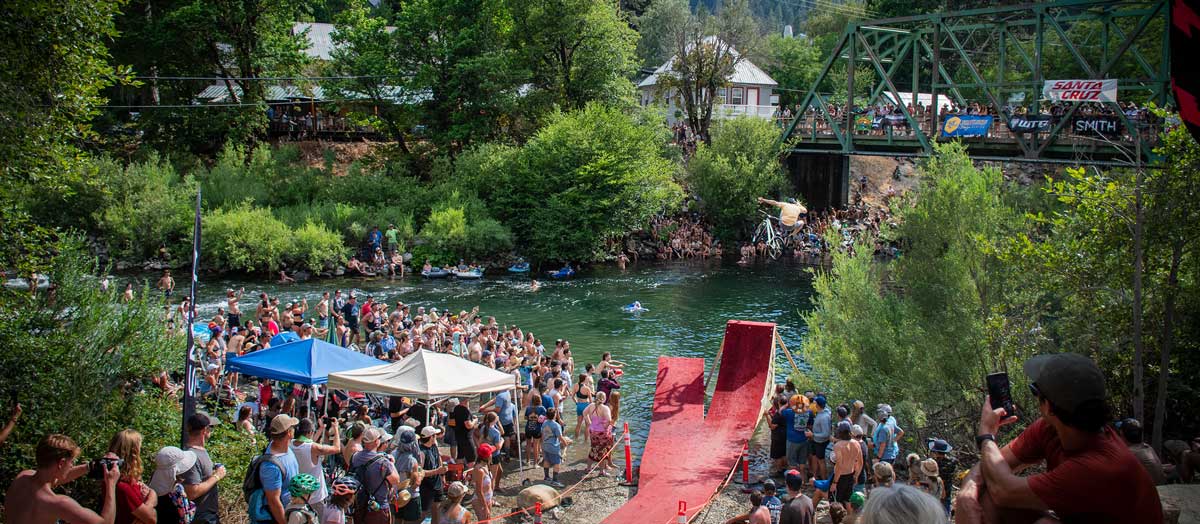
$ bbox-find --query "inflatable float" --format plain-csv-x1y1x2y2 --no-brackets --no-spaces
453,268,484,279
623,302,648,313
508,262,530,273
421,267,451,279
548,266,575,279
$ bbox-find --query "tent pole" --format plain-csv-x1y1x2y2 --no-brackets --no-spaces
513,374,523,479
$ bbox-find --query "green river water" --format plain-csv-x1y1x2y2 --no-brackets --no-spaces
191,259,815,453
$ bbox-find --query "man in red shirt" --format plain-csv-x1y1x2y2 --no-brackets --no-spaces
957,353,1163,524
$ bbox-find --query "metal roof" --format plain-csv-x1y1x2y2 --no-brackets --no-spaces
293,22,397,61
637,37,777,89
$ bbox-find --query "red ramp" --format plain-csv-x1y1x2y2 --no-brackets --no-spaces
603,320,776,524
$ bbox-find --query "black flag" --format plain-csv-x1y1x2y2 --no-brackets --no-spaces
181,190,202,446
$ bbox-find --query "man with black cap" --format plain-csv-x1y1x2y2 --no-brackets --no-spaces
182,412,227,524
779,469,813,524
957,353,1163,524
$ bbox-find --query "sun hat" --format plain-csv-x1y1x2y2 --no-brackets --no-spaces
446,481,469,499
927,438,952,453
920,458,940,478
148,446,198,494
269,414,300,436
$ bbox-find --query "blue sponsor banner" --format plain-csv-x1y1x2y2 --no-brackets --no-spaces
940,115,993,137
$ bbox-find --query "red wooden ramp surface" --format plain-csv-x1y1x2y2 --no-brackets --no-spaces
603,320,776,524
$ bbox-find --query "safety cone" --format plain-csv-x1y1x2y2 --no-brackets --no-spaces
534,502,543,524
619,422,637,486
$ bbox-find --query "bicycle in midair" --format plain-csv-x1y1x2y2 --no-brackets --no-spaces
752,211,783,260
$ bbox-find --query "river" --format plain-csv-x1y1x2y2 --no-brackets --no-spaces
190,258,815,454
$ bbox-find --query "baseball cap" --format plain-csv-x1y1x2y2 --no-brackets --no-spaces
269,414,300,436
362,426,390,443
849,491,866,510
762,479,777,493
446,481,468,498
876,403,892,417
814,395,827,408
852,400,864,409
851,424,865,437
836,420,852,435
420,426,443,438
186,412,221,432
784,469,805,491
477,443,496,460
1023,353,1106,413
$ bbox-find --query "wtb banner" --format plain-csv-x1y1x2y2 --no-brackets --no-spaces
1043,79,1118,103
941,115,992,137
1072,115,1123,137
1007,114,1052,133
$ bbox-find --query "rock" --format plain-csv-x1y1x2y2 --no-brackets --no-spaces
895,163,915,179
115,261,132,271
516,484,562,511
1157,484,1200,524
334,266,345,276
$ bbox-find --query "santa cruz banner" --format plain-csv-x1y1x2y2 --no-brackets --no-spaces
1043,79,1118,103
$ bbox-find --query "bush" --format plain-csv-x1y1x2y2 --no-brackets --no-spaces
417,190,513,261
202,203,294,273
0,237,182,487
287,221,348,273
201,144,323,211
687,116,789,240
493,103,683,262
95,155,198,263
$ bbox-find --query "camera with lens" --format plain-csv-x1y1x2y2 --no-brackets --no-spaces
87,457,123,479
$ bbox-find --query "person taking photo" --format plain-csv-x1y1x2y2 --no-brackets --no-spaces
5,433,122,524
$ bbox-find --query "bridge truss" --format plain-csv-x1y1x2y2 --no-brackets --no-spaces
781,0,1171,165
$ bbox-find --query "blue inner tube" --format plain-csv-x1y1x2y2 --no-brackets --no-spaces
508,263,530,273
422,268,450,278
623,303,648,313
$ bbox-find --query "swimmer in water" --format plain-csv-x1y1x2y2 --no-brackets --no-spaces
530,280,540,292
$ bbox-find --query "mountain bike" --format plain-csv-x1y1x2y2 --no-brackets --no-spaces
753,211,783,260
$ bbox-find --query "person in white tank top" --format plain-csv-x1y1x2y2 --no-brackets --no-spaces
291,418,342,520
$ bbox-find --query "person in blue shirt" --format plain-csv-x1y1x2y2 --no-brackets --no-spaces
367,226,383,252
780,395,810,485
257,415,301,524
872,403,904,464
540,408,572,488
810,396,833,481
761,479,784,524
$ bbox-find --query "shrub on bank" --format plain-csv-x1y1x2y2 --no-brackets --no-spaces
202,203,293,273
95,155,198,263
687,116,790,241
287,221,349,273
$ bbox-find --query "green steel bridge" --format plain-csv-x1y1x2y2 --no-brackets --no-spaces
780,0,1172,207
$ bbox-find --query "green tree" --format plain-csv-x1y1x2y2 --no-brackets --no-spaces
687,117,789,240
324,4,416,154
391,0,524,151
0,0,130,274
509,0,640,112
0,238,181,484
763,35,821,107
635,0,690,69
656,0,761,143
493,104,683,261
801,142,1032,442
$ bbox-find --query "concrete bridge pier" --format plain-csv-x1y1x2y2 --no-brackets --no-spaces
785,153,849,210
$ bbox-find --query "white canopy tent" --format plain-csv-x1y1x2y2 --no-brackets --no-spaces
328,350,517,397
327,350,525,467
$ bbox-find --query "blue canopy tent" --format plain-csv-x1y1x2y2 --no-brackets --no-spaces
226,338,385,385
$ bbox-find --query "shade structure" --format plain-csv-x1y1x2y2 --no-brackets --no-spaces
226,338,386,385
328,350,515,398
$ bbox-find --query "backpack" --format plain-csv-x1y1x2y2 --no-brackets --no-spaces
285,504,319,524
242,452,285,522
351,453,390,516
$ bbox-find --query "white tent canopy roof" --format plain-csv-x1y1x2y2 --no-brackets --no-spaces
327,350,516,398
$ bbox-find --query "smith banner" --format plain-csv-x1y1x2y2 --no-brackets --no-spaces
1007,114,1052,133
1043,79,1118,103
941,115,992,138
1172,0,1200,142
1072,116,1123,137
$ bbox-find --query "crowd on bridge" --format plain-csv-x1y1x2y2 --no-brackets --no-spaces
740,197,898,265
788,98,1166,142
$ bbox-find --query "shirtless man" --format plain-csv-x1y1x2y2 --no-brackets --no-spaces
5,434,120,524
157,270,175,298
226,288,245,328
617,252,628,270
316,291,331,330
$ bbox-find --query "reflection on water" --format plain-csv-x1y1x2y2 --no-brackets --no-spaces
191,258,815,454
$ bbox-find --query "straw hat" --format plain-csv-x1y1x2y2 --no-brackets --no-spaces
920,458,940,478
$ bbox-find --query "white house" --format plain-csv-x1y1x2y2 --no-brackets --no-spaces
637,38,779,124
